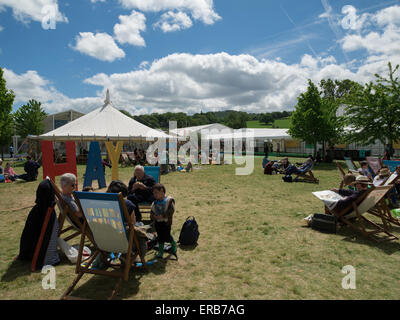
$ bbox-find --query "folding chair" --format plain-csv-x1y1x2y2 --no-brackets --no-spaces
293,161,319,184
336,161,346,189
46,177,87,243
139,166,161,217
368,173,400,227
61,191,146,300
366,156,383,178
325,186,398,242
343,157,359,174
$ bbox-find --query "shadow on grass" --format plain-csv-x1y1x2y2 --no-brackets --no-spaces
178,244,198,251
1,259,31,282
337,227,400,255
63,257,170,300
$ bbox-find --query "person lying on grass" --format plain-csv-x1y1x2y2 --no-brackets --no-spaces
284,155,313,176
150,183,177,259
328,175,371,216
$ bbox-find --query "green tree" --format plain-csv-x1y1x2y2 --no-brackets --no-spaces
14,99,47,138
0,67,15,159
343,62,400,148
289,80,335,156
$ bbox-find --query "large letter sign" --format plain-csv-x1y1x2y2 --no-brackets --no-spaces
84,141,106,189
42,141,77,186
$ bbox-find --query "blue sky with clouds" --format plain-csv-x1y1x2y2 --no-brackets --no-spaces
1,0,400,115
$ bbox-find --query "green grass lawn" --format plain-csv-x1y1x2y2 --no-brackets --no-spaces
1,158,400,299
247,118,291,129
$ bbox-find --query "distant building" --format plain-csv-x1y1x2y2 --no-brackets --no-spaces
44,109,85,133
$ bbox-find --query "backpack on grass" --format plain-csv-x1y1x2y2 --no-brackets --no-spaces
178,216,200,245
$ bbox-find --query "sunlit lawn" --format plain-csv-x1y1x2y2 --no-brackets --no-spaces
1,157,400,299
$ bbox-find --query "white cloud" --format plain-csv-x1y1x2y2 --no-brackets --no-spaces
154,11,193,32
114,10,146,47
375,5,400,26
118,0,221,25
3,68,103,114
0,0,68,24
340,5,371,31
72,32,126,62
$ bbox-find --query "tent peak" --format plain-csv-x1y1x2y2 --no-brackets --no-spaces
102,89,111,110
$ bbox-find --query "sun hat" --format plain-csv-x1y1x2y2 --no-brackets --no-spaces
351,175,372,185
379,168,391,177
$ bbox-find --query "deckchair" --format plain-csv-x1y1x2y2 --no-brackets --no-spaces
344,157,359,174
61,191,146,300
325,186,397,242
368,173,400,227
47,177,88,243
366,156,382,177
383,160,400,173
293,161,319,184
138,166,161,217
336,161,346,189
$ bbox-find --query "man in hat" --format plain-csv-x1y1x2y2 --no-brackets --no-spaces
330,175,371,215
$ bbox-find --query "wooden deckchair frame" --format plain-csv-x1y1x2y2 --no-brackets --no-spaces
293,161,319,184
368,173,400,227
47,177,89,243
61,192,146,300
326,186,397,242
336,161,346,189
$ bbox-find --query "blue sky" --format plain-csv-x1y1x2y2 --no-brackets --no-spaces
1,0,400,115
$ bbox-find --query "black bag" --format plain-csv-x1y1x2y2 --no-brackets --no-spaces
311,213,337,233
282,175,292,182
264,161,274,175
178,216,200,245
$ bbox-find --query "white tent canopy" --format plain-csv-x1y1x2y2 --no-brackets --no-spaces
32,90,171,141
204,128,291,140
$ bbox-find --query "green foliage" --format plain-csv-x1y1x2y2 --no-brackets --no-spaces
0,67,15,148
343,62,400,146
224,111,248,129
289,80,336,155
13,99,47,138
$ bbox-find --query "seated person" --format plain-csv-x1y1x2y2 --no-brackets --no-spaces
106,180,139,225
262,156,269,169
18,156,41,182
329,175,371,216
0,158,3,175
373,167,391,187
17,179,60,269
59,173,84,225
4,162,18,181
343,173,356,191
357,161,372,181
127,165,156,222
285,156,313,176
273,158,290,173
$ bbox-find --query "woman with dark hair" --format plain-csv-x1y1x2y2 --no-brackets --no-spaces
18,179,60,270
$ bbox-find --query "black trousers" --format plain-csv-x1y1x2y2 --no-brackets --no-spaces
155,221,173,243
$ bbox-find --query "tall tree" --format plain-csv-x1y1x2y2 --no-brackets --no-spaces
343,62,400,148
289,80,335,156
0,67,15,159
14,99,47,138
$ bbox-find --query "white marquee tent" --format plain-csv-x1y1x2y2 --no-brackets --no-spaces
32,91,171,141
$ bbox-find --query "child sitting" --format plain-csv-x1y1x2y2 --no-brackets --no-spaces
150,183,177,259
